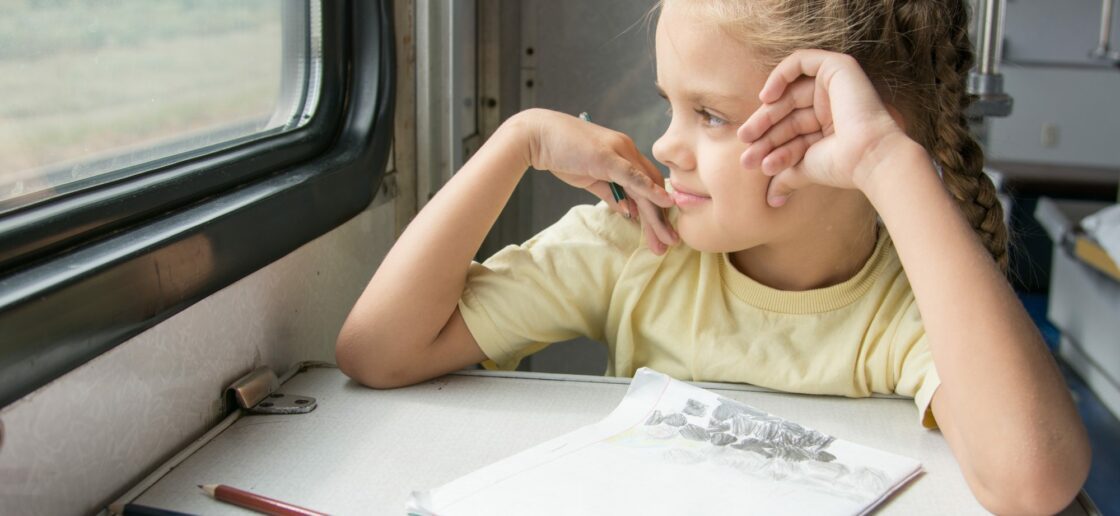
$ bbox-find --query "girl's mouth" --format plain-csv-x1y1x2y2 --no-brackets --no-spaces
669,179,711,208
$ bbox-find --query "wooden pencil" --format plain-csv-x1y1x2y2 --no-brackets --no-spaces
199,484,327,516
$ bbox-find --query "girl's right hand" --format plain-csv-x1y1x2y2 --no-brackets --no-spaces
736,50,911,205
516,108,678,254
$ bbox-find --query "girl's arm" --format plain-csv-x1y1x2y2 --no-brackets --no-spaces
740,50,1090,514
863,137,1090,515
336,109,675,389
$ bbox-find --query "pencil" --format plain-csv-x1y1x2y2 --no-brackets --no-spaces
199,484,327,516
577,112,629,209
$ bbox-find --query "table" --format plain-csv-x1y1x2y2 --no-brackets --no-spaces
119,366,1095,515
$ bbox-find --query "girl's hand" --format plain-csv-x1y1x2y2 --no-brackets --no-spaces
736,50,912,207
519,108,678,254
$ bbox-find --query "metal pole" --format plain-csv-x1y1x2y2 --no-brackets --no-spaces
967,0,1013,117
1091,0,1117,60
977,0,1004,75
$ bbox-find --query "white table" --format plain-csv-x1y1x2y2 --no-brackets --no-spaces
121,366,1095,515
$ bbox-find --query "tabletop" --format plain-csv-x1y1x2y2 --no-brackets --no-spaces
123,366,1094,515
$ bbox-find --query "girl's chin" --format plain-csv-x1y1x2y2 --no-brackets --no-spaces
673,214,759,254
673,218,725,253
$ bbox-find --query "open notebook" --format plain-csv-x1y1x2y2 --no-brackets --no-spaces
407,368,921,515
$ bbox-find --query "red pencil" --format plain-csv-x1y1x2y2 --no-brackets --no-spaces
199,484,327,516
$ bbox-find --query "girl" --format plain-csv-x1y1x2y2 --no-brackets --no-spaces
337,0,1090,512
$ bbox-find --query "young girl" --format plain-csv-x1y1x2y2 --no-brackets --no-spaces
337,0,1090,512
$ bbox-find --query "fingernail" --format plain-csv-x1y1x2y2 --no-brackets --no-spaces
769,195,787,207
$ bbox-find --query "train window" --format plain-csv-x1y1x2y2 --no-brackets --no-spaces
0,0,393,408
0,0,321,212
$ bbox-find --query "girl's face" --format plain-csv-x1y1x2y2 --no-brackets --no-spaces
652,3,842,253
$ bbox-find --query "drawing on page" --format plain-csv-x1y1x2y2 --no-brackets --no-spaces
607,396,891,503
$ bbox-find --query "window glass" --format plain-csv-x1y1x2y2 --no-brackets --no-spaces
0,0,319,211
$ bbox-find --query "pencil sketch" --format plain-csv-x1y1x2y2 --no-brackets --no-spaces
683,399,708,417
616,395,891,503
408,368,920,515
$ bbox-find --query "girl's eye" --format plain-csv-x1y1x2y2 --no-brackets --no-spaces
695,108,727,128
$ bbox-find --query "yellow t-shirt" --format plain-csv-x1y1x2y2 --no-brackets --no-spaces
459,203,940,427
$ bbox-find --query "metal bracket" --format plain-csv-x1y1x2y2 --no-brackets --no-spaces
966,72,1014,118
374,171,400,207
226,366,317,415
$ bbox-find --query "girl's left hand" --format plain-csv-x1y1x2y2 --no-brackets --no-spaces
737,49,911,207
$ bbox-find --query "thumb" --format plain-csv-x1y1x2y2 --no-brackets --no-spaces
765,166,812,208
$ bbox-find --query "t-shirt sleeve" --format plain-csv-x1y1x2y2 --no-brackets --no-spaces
458,202,641,370
890,297,941,429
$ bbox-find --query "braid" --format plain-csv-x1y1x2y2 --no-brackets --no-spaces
926,2,1010,272
873,0,1009,272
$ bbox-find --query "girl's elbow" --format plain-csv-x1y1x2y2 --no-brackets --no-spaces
335,325,420,389
972,451,1091,515
335,328,368,382
975,481,1083,515
336,325,388,388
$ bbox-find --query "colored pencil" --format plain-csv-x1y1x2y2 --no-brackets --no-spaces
199,484,326,516
577,111,629,207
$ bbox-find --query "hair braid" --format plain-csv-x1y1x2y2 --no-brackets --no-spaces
926,2,1010,271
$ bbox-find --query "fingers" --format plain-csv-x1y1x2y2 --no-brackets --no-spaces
761,131,821,176
562,122,679,254
587,181,632,218
634,152,667,188
764,133,823,207
607,158,673,209
766,169,807,208
612,155,679,252
636,199,677,254
625,197,640,222
738,51,894,196
758,49,834,103
587,170,677,255
740,107,822,170
641,217,662,255
738,77,815,143
590,182,677,255
622,154,680,253
760,50,871,129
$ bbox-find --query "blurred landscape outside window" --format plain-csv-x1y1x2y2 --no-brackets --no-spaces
0,0,317,212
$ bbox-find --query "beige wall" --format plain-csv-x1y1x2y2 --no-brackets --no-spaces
0,197,397,515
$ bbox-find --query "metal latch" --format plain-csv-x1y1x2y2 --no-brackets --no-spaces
227,366,317,415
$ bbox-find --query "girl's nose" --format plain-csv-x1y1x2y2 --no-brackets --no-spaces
652,122,695,172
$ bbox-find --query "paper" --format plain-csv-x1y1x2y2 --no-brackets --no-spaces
1082,203,1120,268
407,368,921,515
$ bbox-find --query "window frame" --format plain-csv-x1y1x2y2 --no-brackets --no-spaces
0,0,395,408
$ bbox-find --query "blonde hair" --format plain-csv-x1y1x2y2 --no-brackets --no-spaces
664,0,1009,271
